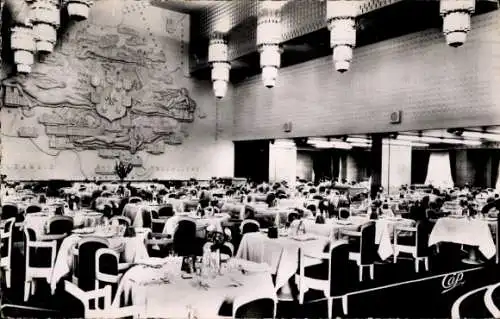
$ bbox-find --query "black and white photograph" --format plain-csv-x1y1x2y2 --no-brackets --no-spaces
1,0,500,318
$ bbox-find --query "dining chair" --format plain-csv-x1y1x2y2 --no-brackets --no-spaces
72,237,110,291
141,208,153,229
233,295,276,319
128,197,143,204
26,205,42,214
340,221,376,281
1,205,18,221
0,218,15,288
146,231,173,258
339,208,350,220
158,205,175,218
173,219,198,256
47,216,74,235
95,248,121,303
240,219,260,235
23,227,58,301
296,241,350,319
393,220,430,272
287,212,300,224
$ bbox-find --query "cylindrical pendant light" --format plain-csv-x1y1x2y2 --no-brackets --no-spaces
326,0,359,73
65,0,93,20
440,0,475,47
208,32,230,99
11,24,36,73
257,1,283,88
31,0,60,53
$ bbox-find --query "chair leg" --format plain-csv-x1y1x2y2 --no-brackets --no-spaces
327,297,333,319
424,257,429,271
393,250,398,264
31,280,36,295
358,266,363,281
369,264,374,280
342,295,348,315
5,269,11,288
414,258,419,273
24,281,31,302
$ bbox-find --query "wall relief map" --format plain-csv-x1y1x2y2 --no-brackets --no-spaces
1,8,198,156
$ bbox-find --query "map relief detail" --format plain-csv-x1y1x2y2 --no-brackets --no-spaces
2,8,196,156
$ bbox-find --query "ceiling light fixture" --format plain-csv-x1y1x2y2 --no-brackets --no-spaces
257,1,284,88
439,0,475,47
208,31,230,99
326,0,359,73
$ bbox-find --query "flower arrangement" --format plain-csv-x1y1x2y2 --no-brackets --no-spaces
114,160,133,182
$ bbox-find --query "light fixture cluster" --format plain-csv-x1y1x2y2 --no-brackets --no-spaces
439,0,475,48
326,0,359,73
6,0,94,74
208,32,230,99
256,1,283,88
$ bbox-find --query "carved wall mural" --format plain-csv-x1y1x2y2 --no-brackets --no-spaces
2,0,199,156
0,0,235,181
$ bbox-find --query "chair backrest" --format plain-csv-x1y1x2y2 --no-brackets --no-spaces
128,197,142,204
76,237,109,291
48,216,74,235
1,205,18,220
416,220,430,257
1,218,15,262
233,297,275,319
287,212,299,223
141,208,152,229
158,205,174,218
359,222,376,265
26,205,42,214
95,248,119,287
329,242,351,296
339,208,350,220
173,219,197,256
241,219,260,234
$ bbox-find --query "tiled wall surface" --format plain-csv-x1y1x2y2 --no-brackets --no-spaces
231,11,500,141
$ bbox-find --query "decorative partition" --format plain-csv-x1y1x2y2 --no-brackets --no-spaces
1,0,234,181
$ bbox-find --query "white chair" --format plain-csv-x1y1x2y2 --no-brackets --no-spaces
23,227,57,301
296,241,350,319
233,295,276,319
340,222,376,281
0,218,15,288
393,221,429,272
240,220,260,234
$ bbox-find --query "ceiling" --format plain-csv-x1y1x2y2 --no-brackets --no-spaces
150,0,218,13
187,0,499,82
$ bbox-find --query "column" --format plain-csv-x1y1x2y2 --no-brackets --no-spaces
269,140,297,188
346,153,359,183
382,140,412,195
370,135,383,199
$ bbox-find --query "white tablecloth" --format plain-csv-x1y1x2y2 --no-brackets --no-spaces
50,231,149,294
162,214,231,237
236,232,329,289
428,217,496,259
114,258,276,318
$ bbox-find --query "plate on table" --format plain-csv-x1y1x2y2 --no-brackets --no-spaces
135,227,149,234
73,227,95,235
289,234,317,242
449,215,465,219
136,257,167,268
233,259,270,273
336,220,352,226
